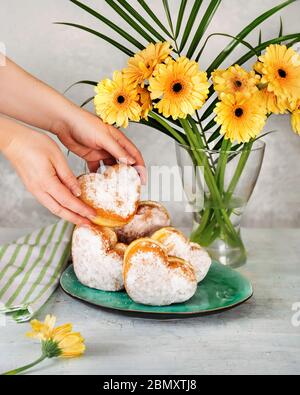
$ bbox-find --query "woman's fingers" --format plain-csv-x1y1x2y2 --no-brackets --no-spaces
35,191,91,226
52,154,82,197
87,160,100,173
46,175,96,219
108,126,147,184
96,124,136,165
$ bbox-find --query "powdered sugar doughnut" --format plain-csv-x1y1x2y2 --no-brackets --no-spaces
123,238,197,306
78,164,141,228
72,224,127,291
151,227,212,283
115,201,171,244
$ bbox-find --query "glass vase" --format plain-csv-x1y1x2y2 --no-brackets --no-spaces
176,140,265,268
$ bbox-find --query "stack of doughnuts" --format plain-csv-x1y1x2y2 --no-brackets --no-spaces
72,164,212,306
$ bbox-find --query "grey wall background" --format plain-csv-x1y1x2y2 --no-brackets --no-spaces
0,0,300,230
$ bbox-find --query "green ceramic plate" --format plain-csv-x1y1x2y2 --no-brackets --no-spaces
60,262,253,317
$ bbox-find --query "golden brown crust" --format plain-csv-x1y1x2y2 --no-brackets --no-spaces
78,164,141,228
151,227,186,244
123,238,168,279
167,257,196,282
114,243,128,257
138,201,170,219
115,201,171,244
123,238,196,283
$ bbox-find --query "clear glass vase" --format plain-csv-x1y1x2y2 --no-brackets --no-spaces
176,140,265,268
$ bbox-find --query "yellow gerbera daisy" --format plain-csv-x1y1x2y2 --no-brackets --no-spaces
259,87,291,115
94,71,141,128
27,315,85,358
123,42,172,86
137,86,152,120
214,93,267,143
253,61,264,75
259,44,300,100
149,57,209,120
291,100,300,135
212,65,260,98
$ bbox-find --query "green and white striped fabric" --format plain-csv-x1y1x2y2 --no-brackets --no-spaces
0,220,74,323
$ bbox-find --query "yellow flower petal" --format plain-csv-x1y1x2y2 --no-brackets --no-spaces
123,42,172,86
27,315,86,359
94,70,142,128
291,100,300,135
214,92,267,143
259,44,300,101
149,56,209,120
212,64,260,98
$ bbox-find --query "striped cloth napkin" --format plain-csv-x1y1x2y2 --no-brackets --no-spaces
0,220,74,323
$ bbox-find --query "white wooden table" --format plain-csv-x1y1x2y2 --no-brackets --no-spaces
0,227,299,375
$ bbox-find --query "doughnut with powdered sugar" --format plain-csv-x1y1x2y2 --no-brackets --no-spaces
72,224,127,291
151,227,212,283
123,238,197,306
115,201,171,244
78,164,141,228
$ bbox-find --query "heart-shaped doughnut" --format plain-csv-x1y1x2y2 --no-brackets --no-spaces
123,238,197,306
151,227,212,283
115,201,171,244
78,164,141,227
72,224,127,291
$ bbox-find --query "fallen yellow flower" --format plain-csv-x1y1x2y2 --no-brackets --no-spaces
2,315,85,375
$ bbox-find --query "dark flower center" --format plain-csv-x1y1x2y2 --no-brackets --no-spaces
278,69,287,78
235,108,244,118
235,80,242,88
173,82,183,93
117,95,125,104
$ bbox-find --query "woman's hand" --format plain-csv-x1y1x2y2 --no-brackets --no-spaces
51,108,147,182
2,119,96,225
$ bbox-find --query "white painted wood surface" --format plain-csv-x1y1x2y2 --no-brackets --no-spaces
0,228,299,375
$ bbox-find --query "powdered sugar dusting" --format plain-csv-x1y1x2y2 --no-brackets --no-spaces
158,230,212,283
79,164,141,218
116,204,171,244
72,226,124,291
125,250,197,306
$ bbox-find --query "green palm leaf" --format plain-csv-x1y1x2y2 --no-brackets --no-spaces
207,128,221,144
235,33,300,66
187,0,221,59
180,0,204,52
55,23,134,56
207,0,296,75
69,0,144,50
162,0,175,37
80,97,94,108
196,32,258,62
64,79,97,94
176,0,188,39
139,118,188,145
114,0,166,42
137,0,173,39
258,30,262,46
104,0,155,44
279,17,284,37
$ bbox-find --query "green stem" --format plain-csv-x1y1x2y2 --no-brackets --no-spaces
226,140,254,202
2,355,47,375
180,118,245,249
196,111,216,172
216,139,232,194
149,111,186,145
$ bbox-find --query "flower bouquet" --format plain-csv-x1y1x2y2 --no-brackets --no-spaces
60,0,300,266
